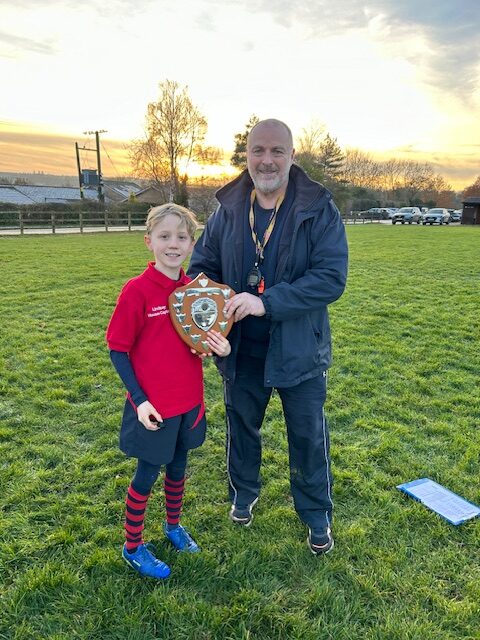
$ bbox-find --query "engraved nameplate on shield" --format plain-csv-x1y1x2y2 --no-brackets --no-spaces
168,273,235,354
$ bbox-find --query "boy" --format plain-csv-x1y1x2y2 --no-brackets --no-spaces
106,203,230,580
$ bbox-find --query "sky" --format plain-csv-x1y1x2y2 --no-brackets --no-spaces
0,0,479,188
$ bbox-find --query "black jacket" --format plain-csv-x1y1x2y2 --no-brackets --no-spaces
188,164,348,387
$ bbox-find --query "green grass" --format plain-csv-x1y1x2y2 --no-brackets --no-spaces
0,225,479,639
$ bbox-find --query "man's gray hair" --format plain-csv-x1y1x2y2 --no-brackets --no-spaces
247,119,293,149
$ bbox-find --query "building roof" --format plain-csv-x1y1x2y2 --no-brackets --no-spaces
0,183,121,204
462,196,480,204
103,181,141,202
120,185,165,203
104,180,141,198
0,185,35,205
16,185,101,203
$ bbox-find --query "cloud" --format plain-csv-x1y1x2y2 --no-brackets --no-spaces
232,0,480,101
429,156,480,185
0,0,160,57
195,11,216,31
2,0,159,14
242,40,254,52
0,31,56,57
0,128,131,175
381,0,480,100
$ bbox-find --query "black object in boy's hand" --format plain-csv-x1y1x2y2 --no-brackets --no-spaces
149,416,163,428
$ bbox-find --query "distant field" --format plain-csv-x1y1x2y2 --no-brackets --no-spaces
0,225,479,639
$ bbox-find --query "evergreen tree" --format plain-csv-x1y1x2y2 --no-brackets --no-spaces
295,127,347,212
230,115,259,170
318,134,344,180
294,152,325,184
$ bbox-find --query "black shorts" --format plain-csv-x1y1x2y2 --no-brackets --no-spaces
119,400,206,465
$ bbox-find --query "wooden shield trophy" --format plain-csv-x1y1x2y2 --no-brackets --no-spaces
168,273,235,354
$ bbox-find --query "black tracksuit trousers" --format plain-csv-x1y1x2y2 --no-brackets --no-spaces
224,353,333,531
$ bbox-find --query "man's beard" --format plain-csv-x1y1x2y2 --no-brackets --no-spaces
251,169,288,195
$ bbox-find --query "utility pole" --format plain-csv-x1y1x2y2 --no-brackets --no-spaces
74,142,84,199
81,129,107,203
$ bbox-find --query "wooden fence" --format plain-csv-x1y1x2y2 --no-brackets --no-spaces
0,210,384,234
341,214,383,224
0,211,147,234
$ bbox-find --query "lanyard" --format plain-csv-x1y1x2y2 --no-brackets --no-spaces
249,189,285,264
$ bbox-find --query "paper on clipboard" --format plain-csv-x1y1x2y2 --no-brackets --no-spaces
397,478,480,525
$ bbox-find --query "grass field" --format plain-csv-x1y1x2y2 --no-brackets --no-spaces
0,225,479,640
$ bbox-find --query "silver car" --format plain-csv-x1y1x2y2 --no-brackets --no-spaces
391,207,422,224
422,208,451,225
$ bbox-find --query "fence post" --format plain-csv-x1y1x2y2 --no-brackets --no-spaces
79,212,83,233
128,211,131,232
19,211,24,235
51,212,56,234
104,211,108,232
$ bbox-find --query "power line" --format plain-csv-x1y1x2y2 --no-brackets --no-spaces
101,141,121,178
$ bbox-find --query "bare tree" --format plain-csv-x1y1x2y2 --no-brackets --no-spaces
188,176,224,222
128,137,170,201
196,145,223,167
422,174,454,207
342,148,382,190
129,79,207,202
296,121,326,156
379,158,403,198
296,122,331,184
399,161,436,203
462,175,480,198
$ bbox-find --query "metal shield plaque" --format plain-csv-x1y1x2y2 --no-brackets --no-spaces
168,272,235,353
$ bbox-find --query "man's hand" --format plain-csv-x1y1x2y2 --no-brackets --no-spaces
224,292,266,322
136,400,163,431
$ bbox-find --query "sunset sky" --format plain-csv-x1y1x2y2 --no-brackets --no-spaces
1,0,479,188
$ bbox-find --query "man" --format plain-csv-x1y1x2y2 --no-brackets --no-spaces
188,119,348,554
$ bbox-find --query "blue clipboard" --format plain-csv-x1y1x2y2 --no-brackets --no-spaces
397,478,480,525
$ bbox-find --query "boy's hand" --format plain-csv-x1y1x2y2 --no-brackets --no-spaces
191,348,209,360
190,330,231,358
136,401,163,431
206,330,231,357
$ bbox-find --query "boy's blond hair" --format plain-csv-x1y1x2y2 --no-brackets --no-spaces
145,203,198,238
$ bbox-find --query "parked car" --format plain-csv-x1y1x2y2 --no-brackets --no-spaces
391,207,422,224
450,210,462,222
364,207,393,220
422,208,451,225
385,208,398,218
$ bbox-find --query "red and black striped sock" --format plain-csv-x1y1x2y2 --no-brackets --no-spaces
164,476,185,528
124,484,150,552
